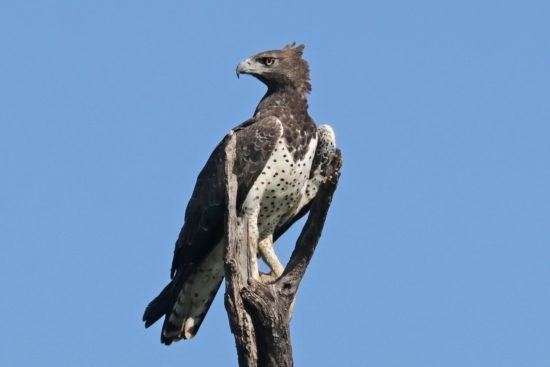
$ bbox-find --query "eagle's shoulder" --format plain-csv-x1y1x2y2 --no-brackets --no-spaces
234,116,283,207
310,124,336,178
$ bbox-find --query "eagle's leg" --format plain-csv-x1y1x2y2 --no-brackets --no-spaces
258,235,284,282
245,214,261,281
257,235,296,317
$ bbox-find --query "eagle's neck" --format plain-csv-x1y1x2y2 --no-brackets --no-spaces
253,86,308,121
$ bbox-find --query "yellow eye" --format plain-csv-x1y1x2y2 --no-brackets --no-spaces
265,58,275,66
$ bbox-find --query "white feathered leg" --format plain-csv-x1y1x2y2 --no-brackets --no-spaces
245,214,261,281
258,235,284,282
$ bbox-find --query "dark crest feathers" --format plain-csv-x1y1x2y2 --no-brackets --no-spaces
283,42,305,55
281,42,310,94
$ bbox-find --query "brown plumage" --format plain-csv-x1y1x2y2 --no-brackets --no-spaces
246,43,312,95
143,43,337,345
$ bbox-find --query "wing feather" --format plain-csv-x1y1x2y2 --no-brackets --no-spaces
144,117,283,336
170,117,282,277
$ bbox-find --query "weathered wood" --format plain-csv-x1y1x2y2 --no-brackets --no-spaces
223,133,258,367
224,134,342,367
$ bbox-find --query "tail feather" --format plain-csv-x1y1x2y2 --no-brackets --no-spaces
143,281,174,328
161,276,223,344
143,242,225,345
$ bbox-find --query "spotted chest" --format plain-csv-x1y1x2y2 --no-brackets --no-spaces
243,136,318,239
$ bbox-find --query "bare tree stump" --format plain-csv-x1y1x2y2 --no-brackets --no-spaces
223,132,343,367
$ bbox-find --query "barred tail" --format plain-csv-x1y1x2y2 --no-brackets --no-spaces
143,242,225,345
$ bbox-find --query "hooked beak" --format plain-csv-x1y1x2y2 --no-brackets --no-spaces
236,58,255,79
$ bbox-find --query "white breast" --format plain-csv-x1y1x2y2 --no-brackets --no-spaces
243,136,318,240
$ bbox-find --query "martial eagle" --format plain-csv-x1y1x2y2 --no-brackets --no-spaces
143,43,337,344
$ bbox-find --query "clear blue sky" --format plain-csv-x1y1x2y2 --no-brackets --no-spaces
1,1,548,366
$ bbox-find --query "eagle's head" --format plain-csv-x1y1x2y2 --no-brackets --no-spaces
236,43,311,94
